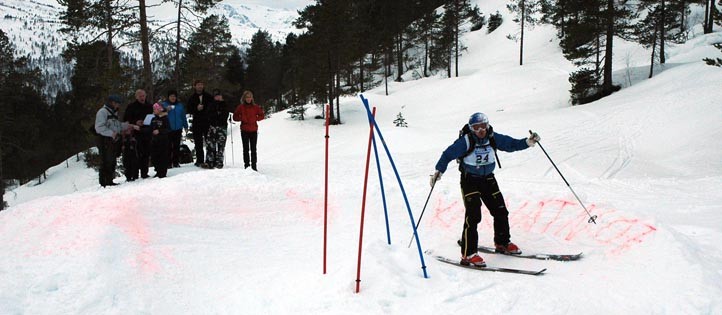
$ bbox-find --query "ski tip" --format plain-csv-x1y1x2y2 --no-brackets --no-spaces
536,268,547,275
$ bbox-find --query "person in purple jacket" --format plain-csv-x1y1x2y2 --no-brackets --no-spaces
430,112,540,267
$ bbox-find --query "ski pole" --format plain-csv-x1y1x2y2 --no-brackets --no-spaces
228,114,235,166
530,130,597,224
407,179,436,248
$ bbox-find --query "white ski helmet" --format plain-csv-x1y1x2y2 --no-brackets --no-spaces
468,112,489,128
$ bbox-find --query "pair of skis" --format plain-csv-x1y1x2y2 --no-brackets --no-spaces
431,245,582,276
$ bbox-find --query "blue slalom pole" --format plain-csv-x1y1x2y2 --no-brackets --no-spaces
369,115,391,245
359,94,428,278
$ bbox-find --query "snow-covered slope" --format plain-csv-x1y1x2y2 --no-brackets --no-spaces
2,0,722,313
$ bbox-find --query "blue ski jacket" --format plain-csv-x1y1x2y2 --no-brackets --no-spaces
161,100,189,131
435,130,529,177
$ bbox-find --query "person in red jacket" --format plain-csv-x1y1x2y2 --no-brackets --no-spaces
232,90,265,171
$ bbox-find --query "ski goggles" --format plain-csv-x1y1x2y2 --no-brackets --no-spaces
470,122,488,131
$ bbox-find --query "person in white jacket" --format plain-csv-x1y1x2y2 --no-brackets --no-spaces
94,94,139,187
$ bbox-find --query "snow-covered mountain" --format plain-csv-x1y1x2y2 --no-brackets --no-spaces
0,0,309,98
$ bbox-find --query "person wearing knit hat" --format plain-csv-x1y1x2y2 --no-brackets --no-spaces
161,90,189,168
94,94,139,187
149,102,171,178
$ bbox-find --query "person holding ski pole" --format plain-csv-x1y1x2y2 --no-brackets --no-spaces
232,90,264,171
430,112,540,267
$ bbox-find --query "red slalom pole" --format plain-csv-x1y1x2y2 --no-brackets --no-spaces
323,104,330,274
355,107,376,293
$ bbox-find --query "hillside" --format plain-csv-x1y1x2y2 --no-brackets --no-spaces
0,0,305,99
2,0,722,313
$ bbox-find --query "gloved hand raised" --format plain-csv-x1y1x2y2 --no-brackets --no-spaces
430,171,442,188
527,131,540,147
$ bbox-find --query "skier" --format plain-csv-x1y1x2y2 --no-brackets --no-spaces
430,112,540,267
232,90,265,171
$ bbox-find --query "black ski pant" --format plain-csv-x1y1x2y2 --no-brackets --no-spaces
97,136,118,186
459,172,510,257
151,138,170,178
193,125,209,164
122,137,139,181
169,129,182,166
133,134,150,178
241,130,258,168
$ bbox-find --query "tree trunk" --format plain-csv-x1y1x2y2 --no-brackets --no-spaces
138,0,153,101
560,0,566,37
520,0,525,66
359,56,364,92
649,21,658,78
423,30,429,77
596,34,601,74
708,0,715,34
174,0,182,90
327,50,335,123
384,47,389,96
603,0,614,94
396,33,403,82
660,0,666,64
704,0,711,33
454,7,459,77
447,43,452,78
335,71,340,123
104,0,113,72
680,0,686,34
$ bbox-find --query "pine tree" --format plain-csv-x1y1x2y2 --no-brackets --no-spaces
703,0,721,33
488,11,504,33
560,0,635,104
413,11,442,77
0,30,52,208
225,47,245,101
432,7,455,78
393,112,408,127
245,30,279,107
180,15,235,96
508,0,541,65
57,0,134,89
162,0,222,90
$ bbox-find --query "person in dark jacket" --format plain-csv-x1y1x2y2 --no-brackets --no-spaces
232,90,265,171
94,94,139,187
202,89,229,169
150,103,171,178
123,89,153,178
161,90,188,167
430,112,540,267
186,80,213,166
